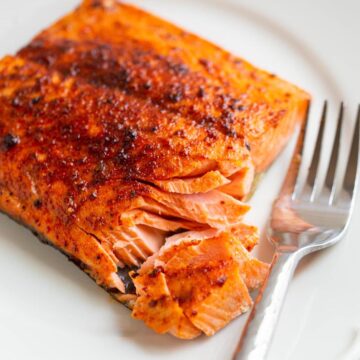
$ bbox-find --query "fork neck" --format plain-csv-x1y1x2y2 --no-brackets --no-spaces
234,250,302,360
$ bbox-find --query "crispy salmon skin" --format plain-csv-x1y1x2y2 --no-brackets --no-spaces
0,0,309,337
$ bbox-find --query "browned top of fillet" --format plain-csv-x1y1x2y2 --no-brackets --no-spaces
0,0,309,224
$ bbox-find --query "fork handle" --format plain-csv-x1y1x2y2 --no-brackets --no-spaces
233,250,301,360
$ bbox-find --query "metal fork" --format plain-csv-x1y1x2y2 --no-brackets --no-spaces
233,102,360,360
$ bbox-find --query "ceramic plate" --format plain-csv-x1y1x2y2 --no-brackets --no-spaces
0,1,359,359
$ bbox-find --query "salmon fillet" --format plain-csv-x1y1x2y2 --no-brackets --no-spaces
0,0,309,337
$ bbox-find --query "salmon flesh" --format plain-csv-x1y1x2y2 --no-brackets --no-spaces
0,0,309,338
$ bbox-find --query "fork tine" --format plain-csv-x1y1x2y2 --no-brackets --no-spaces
278,102,310,199
322,103,343,203
305,101,327,194
342,105,360,197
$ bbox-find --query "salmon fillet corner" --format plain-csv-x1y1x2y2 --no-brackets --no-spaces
0,0,310,338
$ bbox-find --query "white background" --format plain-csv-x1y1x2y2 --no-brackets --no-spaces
0,1,359,359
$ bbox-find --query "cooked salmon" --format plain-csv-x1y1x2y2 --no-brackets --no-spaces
0,0,309,337
131,230,268,338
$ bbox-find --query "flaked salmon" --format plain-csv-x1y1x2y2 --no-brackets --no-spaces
132,230,268,338
154,171,231,194
0,0,309,337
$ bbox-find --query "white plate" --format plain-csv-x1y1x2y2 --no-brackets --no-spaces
0,1,359,359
